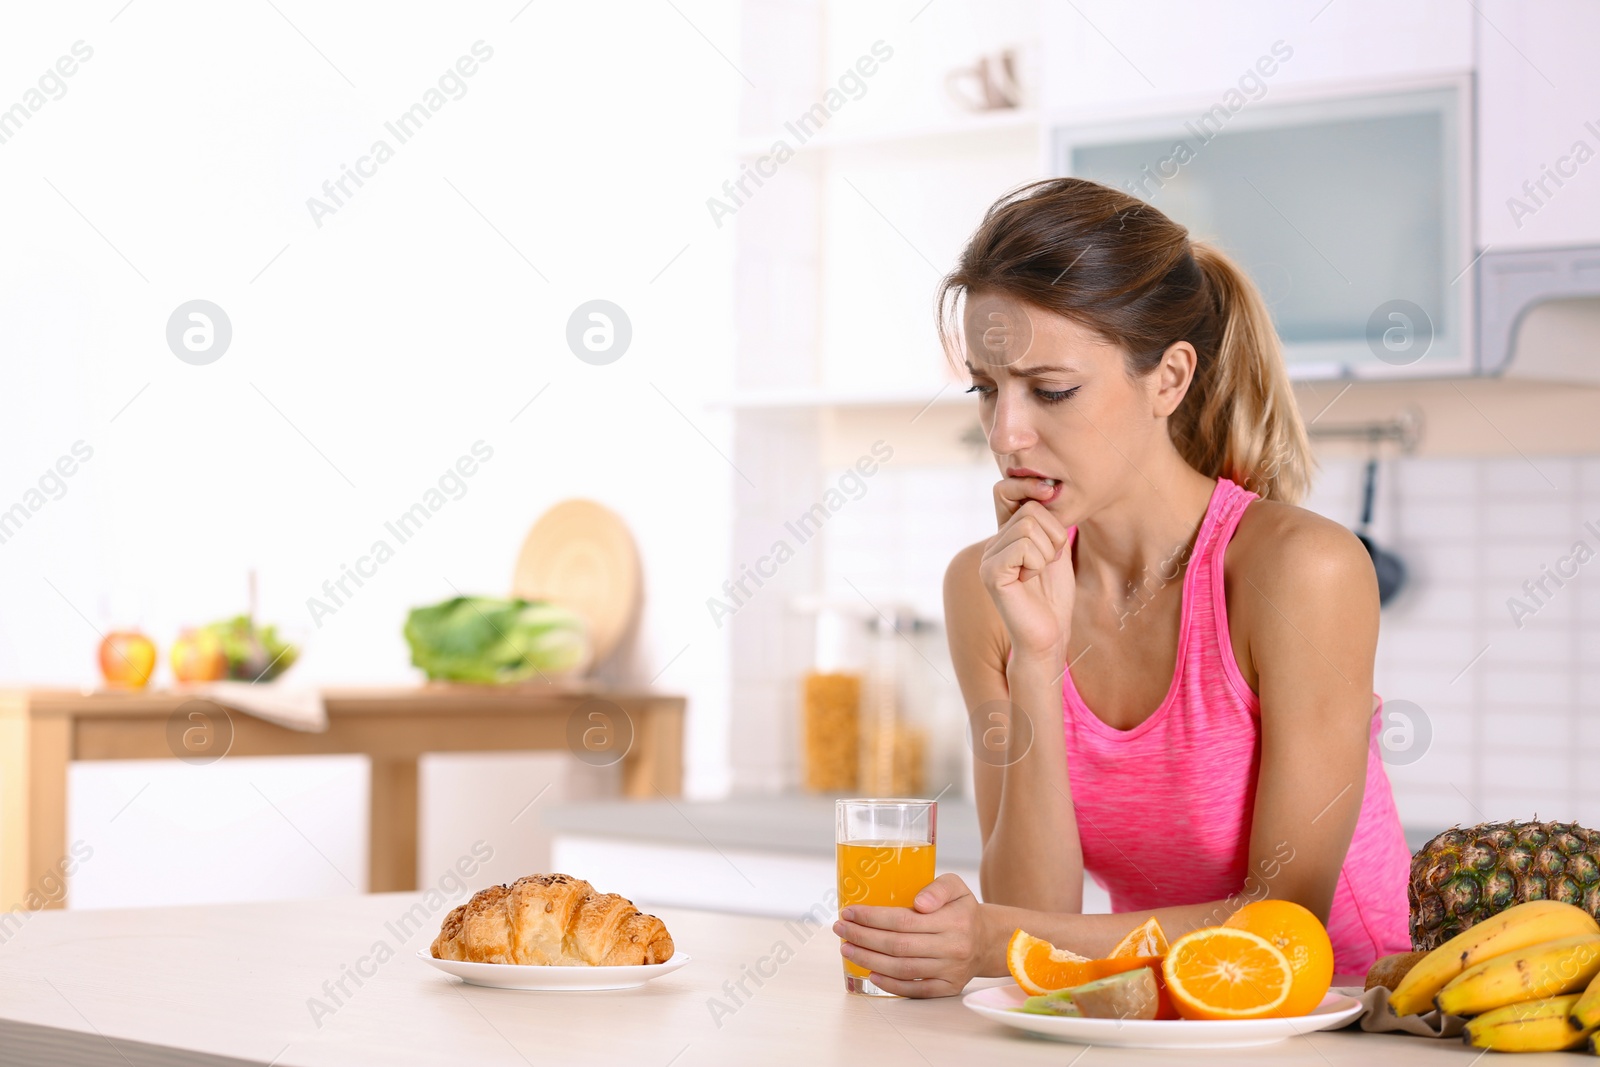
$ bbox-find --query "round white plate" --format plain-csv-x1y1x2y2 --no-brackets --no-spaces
963,984,1364,1049
417,949,690,990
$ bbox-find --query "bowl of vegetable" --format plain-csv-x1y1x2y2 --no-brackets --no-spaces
201,615,301,682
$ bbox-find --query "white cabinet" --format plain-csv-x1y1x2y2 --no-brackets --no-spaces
1040,0,1470,118
817,128,1037,396
1477,0,1600,250
820,0,1039,137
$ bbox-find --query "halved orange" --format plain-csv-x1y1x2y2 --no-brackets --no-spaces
1161,927,1294,1020
1006,929,1158,996
1223,900,1333,1017
1110,916,1170,959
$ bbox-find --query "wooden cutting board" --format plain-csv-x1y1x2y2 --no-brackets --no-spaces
511,499,640,668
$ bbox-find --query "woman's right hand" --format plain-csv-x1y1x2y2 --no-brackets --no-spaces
980,478,1076,665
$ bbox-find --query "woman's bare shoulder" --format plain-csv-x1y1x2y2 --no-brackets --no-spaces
1228,497,1379,626
944,538,1008,665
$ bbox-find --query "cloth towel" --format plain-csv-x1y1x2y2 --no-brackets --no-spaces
1335,985,1468,1039
194,682,327,732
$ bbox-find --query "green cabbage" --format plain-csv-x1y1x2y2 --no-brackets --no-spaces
403,596,589,683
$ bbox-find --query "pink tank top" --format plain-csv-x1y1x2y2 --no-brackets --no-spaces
1062,477,1411,975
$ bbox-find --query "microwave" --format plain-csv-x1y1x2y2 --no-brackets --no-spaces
1053,79,1473,379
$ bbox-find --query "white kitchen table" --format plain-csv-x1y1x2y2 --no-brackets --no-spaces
0,893,1481,1065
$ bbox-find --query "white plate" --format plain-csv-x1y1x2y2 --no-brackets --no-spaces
963,984,1364,1049
417,949,691,990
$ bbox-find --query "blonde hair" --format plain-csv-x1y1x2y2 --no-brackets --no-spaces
937,178,1312,503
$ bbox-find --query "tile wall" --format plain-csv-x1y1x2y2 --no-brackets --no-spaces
1330,455,1600,833
787,450,1600,833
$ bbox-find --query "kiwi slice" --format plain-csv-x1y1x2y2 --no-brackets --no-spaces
1018,968,1159,1021
1018,989,1083,1016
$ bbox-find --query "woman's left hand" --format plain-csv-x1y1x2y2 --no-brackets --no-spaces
831,873,990,998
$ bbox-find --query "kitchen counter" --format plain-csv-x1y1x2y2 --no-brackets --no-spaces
0,892,1475,1066
543,795,1448,863
542,796,1444,919
545,794,985,865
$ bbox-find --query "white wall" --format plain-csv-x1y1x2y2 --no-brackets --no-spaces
0,0,743,905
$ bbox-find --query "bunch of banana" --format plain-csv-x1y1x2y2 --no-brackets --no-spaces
1463,994,1595,1053
1388,900,1600,1016
1435,933,1600,1016
1385,899,1600,1052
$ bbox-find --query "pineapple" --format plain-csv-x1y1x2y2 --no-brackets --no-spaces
1410,821,1600,950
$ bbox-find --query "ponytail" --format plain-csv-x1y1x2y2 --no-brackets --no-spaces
1180,243,1312,504
938,178,1314,504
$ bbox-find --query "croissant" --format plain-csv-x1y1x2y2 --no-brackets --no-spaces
431,873,674,967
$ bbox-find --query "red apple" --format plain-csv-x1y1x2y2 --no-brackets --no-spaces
171,628,226,683
99,631,156,689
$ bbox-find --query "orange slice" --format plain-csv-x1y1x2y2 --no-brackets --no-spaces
1006,929,1158,996
1161,927,1294,1020
1110,917,1170,959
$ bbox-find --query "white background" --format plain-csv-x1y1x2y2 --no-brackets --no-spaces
0,0,741,904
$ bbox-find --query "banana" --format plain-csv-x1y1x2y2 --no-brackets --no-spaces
1571,965,1600,1030
1463,993,1595,1052
1435,933,1600,1016
1388,900,1600,1016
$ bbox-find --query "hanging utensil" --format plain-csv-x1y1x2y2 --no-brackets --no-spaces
1355,457,1407,607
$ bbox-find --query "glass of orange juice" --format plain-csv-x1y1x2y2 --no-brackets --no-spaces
835,797,937,996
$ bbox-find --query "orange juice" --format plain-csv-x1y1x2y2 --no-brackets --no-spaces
837,841,936,978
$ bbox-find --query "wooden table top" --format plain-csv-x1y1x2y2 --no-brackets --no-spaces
0,894,1473,1066
3,684,678,717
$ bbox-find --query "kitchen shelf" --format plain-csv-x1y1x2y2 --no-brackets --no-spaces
712,383,973,410
1479,245,1600,378
735,108,1040,157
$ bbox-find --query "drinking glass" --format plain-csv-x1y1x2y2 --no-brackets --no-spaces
835,798,937,996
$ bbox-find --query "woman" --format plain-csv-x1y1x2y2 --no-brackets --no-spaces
832,178,1411,997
